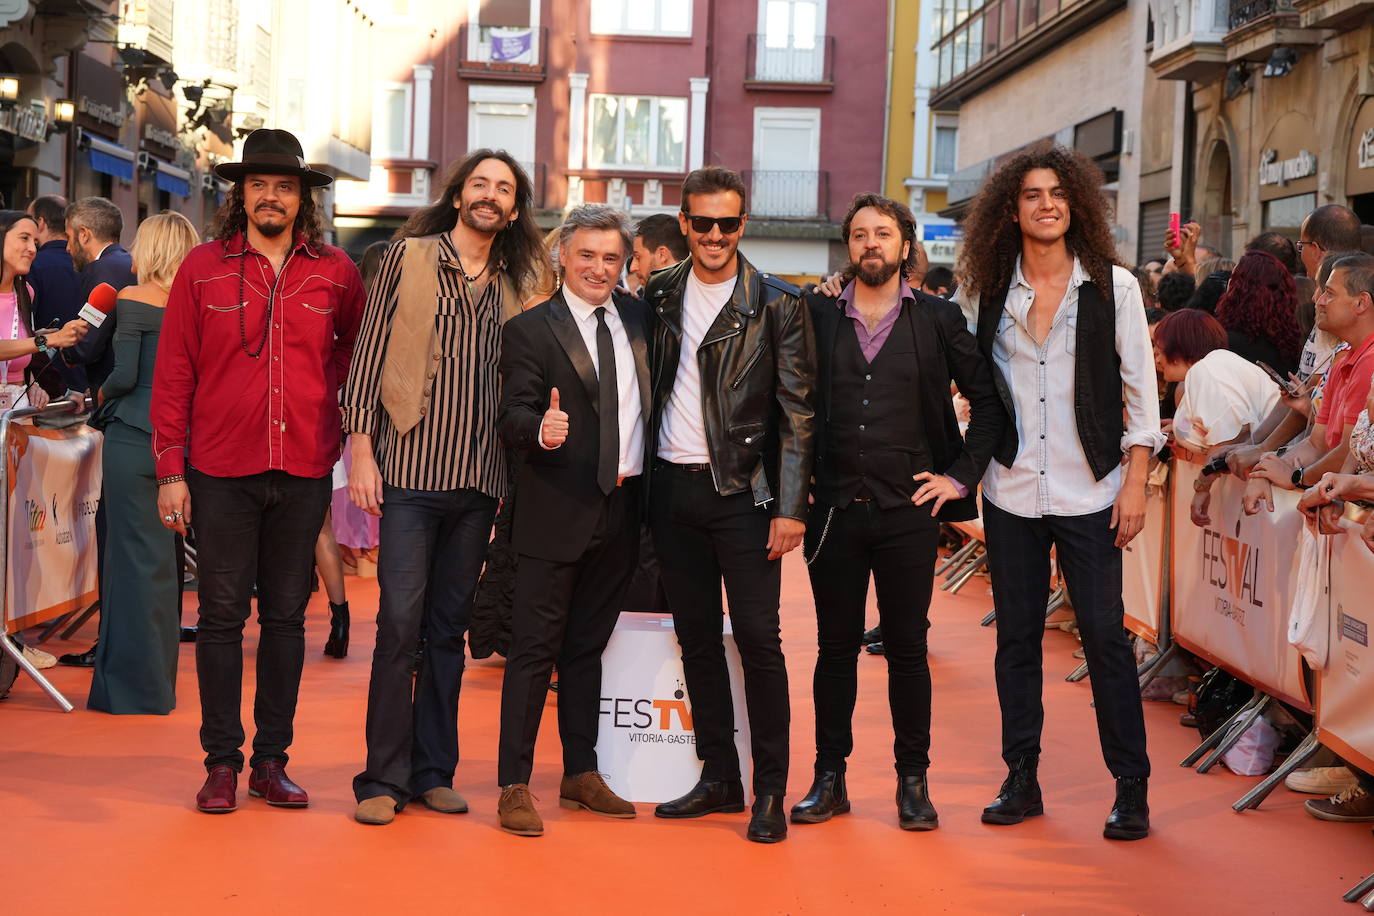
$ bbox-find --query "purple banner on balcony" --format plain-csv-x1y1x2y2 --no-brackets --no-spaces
490,29,533,62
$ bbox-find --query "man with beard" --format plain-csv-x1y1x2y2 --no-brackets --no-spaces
628,213,687,294
792,195,1003,830
61,197,135,394
646,166,815,843
345,150,554,826
151,129,366,813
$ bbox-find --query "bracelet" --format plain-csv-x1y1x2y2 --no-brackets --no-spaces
156,474,186,486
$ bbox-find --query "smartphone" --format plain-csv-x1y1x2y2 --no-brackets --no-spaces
1168,212,1181,247
1257,360,1301,398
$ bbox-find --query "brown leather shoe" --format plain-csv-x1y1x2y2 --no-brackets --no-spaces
559,771,636,818
420,786,469,814
247,761,309,808
196,765,238,814
498,783,543,836
354,796,397,825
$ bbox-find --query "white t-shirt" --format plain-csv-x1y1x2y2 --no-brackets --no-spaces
1174,349,1281,452
657,270,736,463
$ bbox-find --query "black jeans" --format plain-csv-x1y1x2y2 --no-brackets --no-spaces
649,463,789,796
497,482,639,786
189,468,332,771
353,485,497,806
806,500,940,776
983,501,1150,778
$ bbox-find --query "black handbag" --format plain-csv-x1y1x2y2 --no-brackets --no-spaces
1192,666,1254,737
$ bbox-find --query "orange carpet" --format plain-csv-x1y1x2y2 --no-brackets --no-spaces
3,557,1369,914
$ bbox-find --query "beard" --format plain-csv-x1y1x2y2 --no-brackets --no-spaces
460,199,510,233
855,257,900,288
251,205,290,238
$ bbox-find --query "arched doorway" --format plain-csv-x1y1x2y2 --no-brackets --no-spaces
1200,140,1233,257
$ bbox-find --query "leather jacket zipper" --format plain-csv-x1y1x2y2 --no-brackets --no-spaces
730,342,766,390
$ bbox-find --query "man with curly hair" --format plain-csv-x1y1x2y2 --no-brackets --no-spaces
151,129,367,814
956,145,1164,840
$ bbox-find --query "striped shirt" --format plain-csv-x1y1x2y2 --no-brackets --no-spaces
341,233,508,497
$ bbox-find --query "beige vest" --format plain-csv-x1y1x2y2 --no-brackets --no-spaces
379,234,555,436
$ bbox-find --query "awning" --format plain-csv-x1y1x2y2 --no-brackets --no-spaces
154,159,192,198
86,135,134,181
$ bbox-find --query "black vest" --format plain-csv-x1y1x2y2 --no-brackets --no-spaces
815,316,931,509
975,278,1124,481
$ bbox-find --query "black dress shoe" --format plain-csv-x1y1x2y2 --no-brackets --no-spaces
861,625,883,645
179,627,198,643
898,773,939,831
790,771,849,824
58,645,97,667
654,778,745,818
747,794,787,843
981,755,1043,825
324,601,349,658
1103,776,1150,840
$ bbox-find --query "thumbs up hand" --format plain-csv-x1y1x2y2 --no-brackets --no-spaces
541,387,569,448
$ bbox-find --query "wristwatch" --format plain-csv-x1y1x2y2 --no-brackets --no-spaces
33,333,49,354
1291,465,1306,488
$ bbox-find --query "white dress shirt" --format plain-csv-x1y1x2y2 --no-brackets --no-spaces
546,288,645,478
657,270,736,464
981,257,1165,518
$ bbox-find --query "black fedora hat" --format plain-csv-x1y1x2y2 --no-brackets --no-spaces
214,128,333,188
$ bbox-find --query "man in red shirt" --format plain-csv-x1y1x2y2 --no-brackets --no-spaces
151,129,365,814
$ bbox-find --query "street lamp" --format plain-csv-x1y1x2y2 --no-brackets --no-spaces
0,75,20,109
51,98,75,131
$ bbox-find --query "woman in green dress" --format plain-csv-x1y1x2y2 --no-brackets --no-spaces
88,211,200,714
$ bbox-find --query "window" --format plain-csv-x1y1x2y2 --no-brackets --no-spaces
373,84,411,159
591,0,691,36
588,95,686,171
934,125,958,174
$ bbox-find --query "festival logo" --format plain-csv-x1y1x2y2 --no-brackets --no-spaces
600,681,697,745
26,497,44,532
1199,518,1263,626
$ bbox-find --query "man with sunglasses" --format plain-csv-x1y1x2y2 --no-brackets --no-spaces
644,166,815,844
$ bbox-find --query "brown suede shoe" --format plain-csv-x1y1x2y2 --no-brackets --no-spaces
498,784,543,836
420,786,469,814
559,771,636,818
354,796,397,826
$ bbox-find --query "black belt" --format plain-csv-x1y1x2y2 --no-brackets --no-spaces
655,459,711,473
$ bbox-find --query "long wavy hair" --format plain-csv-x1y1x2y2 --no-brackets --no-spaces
0,210,38,334
209,178,326,249
958,144,1120,298
395,149,549,295
1214,250,1303,366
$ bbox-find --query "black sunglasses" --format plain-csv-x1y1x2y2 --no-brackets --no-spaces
683,213,744,235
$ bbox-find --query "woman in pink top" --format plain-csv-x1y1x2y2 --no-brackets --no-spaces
0,211,88,408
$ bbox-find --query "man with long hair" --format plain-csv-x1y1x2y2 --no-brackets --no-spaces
957,145,1163,840
343,149,554,826
792,194,1003,831
151,129,366,814
646,166,815,843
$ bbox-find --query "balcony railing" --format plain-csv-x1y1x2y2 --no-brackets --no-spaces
745,34,835,88
1229,0,1297,28
458,25,547,82
744,170,828,220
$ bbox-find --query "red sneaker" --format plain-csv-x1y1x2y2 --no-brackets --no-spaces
196,765,239,814
248,761,309,808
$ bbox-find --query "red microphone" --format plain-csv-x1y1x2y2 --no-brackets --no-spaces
77,282,119,328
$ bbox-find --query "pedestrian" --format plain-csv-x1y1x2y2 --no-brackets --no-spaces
25,195,82,395
150,128,366,814
0,210,86,409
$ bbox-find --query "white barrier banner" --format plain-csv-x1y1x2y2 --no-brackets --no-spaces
1169,461,1308,709
4,421,101,633
1122,482,1167,641
597,612,752,804
1317,520,1374,773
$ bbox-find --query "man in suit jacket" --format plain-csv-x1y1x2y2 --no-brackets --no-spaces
791,194,1004,831
62,197,136,393
495,205,650,837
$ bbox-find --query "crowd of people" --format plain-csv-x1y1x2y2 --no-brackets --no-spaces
7,124,1373,849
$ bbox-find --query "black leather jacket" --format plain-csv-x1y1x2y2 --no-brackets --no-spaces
645,254,816,521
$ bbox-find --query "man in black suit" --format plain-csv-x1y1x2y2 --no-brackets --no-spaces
61,196,136,393
495,204,649,837
790,194,1004,830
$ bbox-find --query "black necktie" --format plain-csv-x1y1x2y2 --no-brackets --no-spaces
595,307,619,495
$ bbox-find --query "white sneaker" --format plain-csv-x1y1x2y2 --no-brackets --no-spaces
1286,765,1358,795
21,645,57,669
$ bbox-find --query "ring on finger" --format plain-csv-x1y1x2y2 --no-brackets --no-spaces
163,515,174,523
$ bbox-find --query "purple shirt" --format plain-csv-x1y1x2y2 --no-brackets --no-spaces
834,281,969,499
838,280,911,363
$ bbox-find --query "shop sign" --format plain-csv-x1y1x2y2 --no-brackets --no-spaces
1259,148,1317,187
144,123,177,150
78,96,125,129
1360,129,1374,170
0,105,49,143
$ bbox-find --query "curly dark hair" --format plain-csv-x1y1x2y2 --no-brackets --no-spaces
958,144,1120,298
209,178,325,249
1214,250,1303,367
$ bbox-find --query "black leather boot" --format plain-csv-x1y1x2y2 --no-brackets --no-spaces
897,773,939,831
747,794,787,843
653,778,745,818
324,601,350,658
790,771,849,824
981,755,1043,825
1103,776,1149,840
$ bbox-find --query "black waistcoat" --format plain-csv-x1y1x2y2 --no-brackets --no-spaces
815,315,931,509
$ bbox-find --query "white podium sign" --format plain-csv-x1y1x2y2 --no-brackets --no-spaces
597,612,752,804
